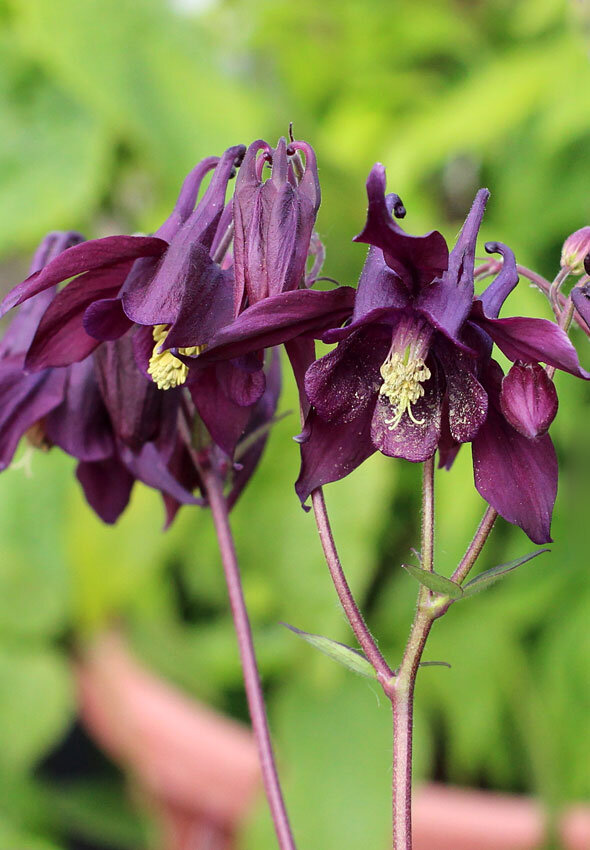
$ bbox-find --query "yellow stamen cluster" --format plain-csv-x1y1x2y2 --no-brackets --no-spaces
148,324,205,390
379,351,431,430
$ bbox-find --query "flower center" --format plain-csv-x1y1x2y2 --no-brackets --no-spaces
379,350,431,429
148,324,205,390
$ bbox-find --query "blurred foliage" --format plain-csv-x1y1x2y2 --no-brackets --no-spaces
0,0,589,848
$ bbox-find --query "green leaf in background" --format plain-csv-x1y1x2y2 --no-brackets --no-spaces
461,549,549,598
402,563,463,598
0,645,73,774
282,623,377,679
0,820,63,850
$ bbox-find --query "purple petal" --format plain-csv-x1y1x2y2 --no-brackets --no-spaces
0,236,168,318
285,336,316,421
196,287,356,363
500,362,558,438
304,326,389,425
321,305,401,344
155,157,219,242
189,364,252,456
354,163,448,289
570,283,590,329
437,399,462,470
0,361,66,469
160,247,234,350
83,297,134,341
477,242,519,319
25,260,134,369
76,457,135,524
472,306,590,378
94,337,174,450
435,338,488,443
473,363,557,544
416,189,489,343
122,146,244,326
295,407,376,504
45,359,113,461
371,360,443,461
215,357,266,407
352,245,410,322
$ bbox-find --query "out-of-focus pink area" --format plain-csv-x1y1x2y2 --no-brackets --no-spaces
76,633,590,850
76,632,260,849
413,785,590,850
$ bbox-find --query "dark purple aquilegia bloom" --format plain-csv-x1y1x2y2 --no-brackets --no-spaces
296,164,589,543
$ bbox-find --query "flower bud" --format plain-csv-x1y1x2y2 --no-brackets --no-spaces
500,362,558,438
561,226,590,274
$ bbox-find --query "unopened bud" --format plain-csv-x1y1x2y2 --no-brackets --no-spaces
561,226,590,275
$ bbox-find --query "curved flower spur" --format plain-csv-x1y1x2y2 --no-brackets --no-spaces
296,163,590,543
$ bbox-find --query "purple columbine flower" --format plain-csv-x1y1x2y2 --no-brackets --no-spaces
295,164,589,544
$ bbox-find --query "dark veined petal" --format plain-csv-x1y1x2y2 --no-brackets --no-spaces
471,303,590,378
45,359,113,462
25,260,135,369
0,236,168,318
295,407,376,504
500,362,558,438
0,361,66,469
370,359,443,462
76,457,135,524
477,242,519,319
417,189,489,341
193,287,356,364
304,326,389,425
285,336,316,421
354,163,448,290
437,399,462,470
435,337,488,443
472,364,557,545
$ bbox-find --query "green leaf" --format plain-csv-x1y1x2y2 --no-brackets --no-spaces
401,564,463,599
282,624,377,679
418,661,451,669
461,549,549,598
0,645,74,773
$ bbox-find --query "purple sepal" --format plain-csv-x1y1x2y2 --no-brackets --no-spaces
0,236,168,318
26,260,134,369
194,286,356,363
570,283,590,329
189,363,253,456
119,441,201,506
500,362,558,438
83,298,134,341
471,303,590,378
76,457,135,524
295,407,376,504
353,163,448,290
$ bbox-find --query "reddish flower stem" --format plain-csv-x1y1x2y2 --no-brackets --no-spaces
203,466,297,850
310,487,393,682
451,505,497,585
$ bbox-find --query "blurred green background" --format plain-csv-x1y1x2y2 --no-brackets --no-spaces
1,0,589,847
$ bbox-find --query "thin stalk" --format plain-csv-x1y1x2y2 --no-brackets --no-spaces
310,487,393,682
451,505,497,585
549,267,570,318
391,458,437,849
203,466,297,850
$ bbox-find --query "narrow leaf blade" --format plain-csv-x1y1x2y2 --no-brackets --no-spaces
461,548,549,598
402,564,463,599
282,623,377,679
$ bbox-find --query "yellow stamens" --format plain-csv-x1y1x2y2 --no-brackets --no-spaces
379,350,431,430
148,324,205,390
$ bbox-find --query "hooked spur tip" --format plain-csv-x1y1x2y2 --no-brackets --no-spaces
391,194,406,219
585,253,590,276
484,241,501,255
